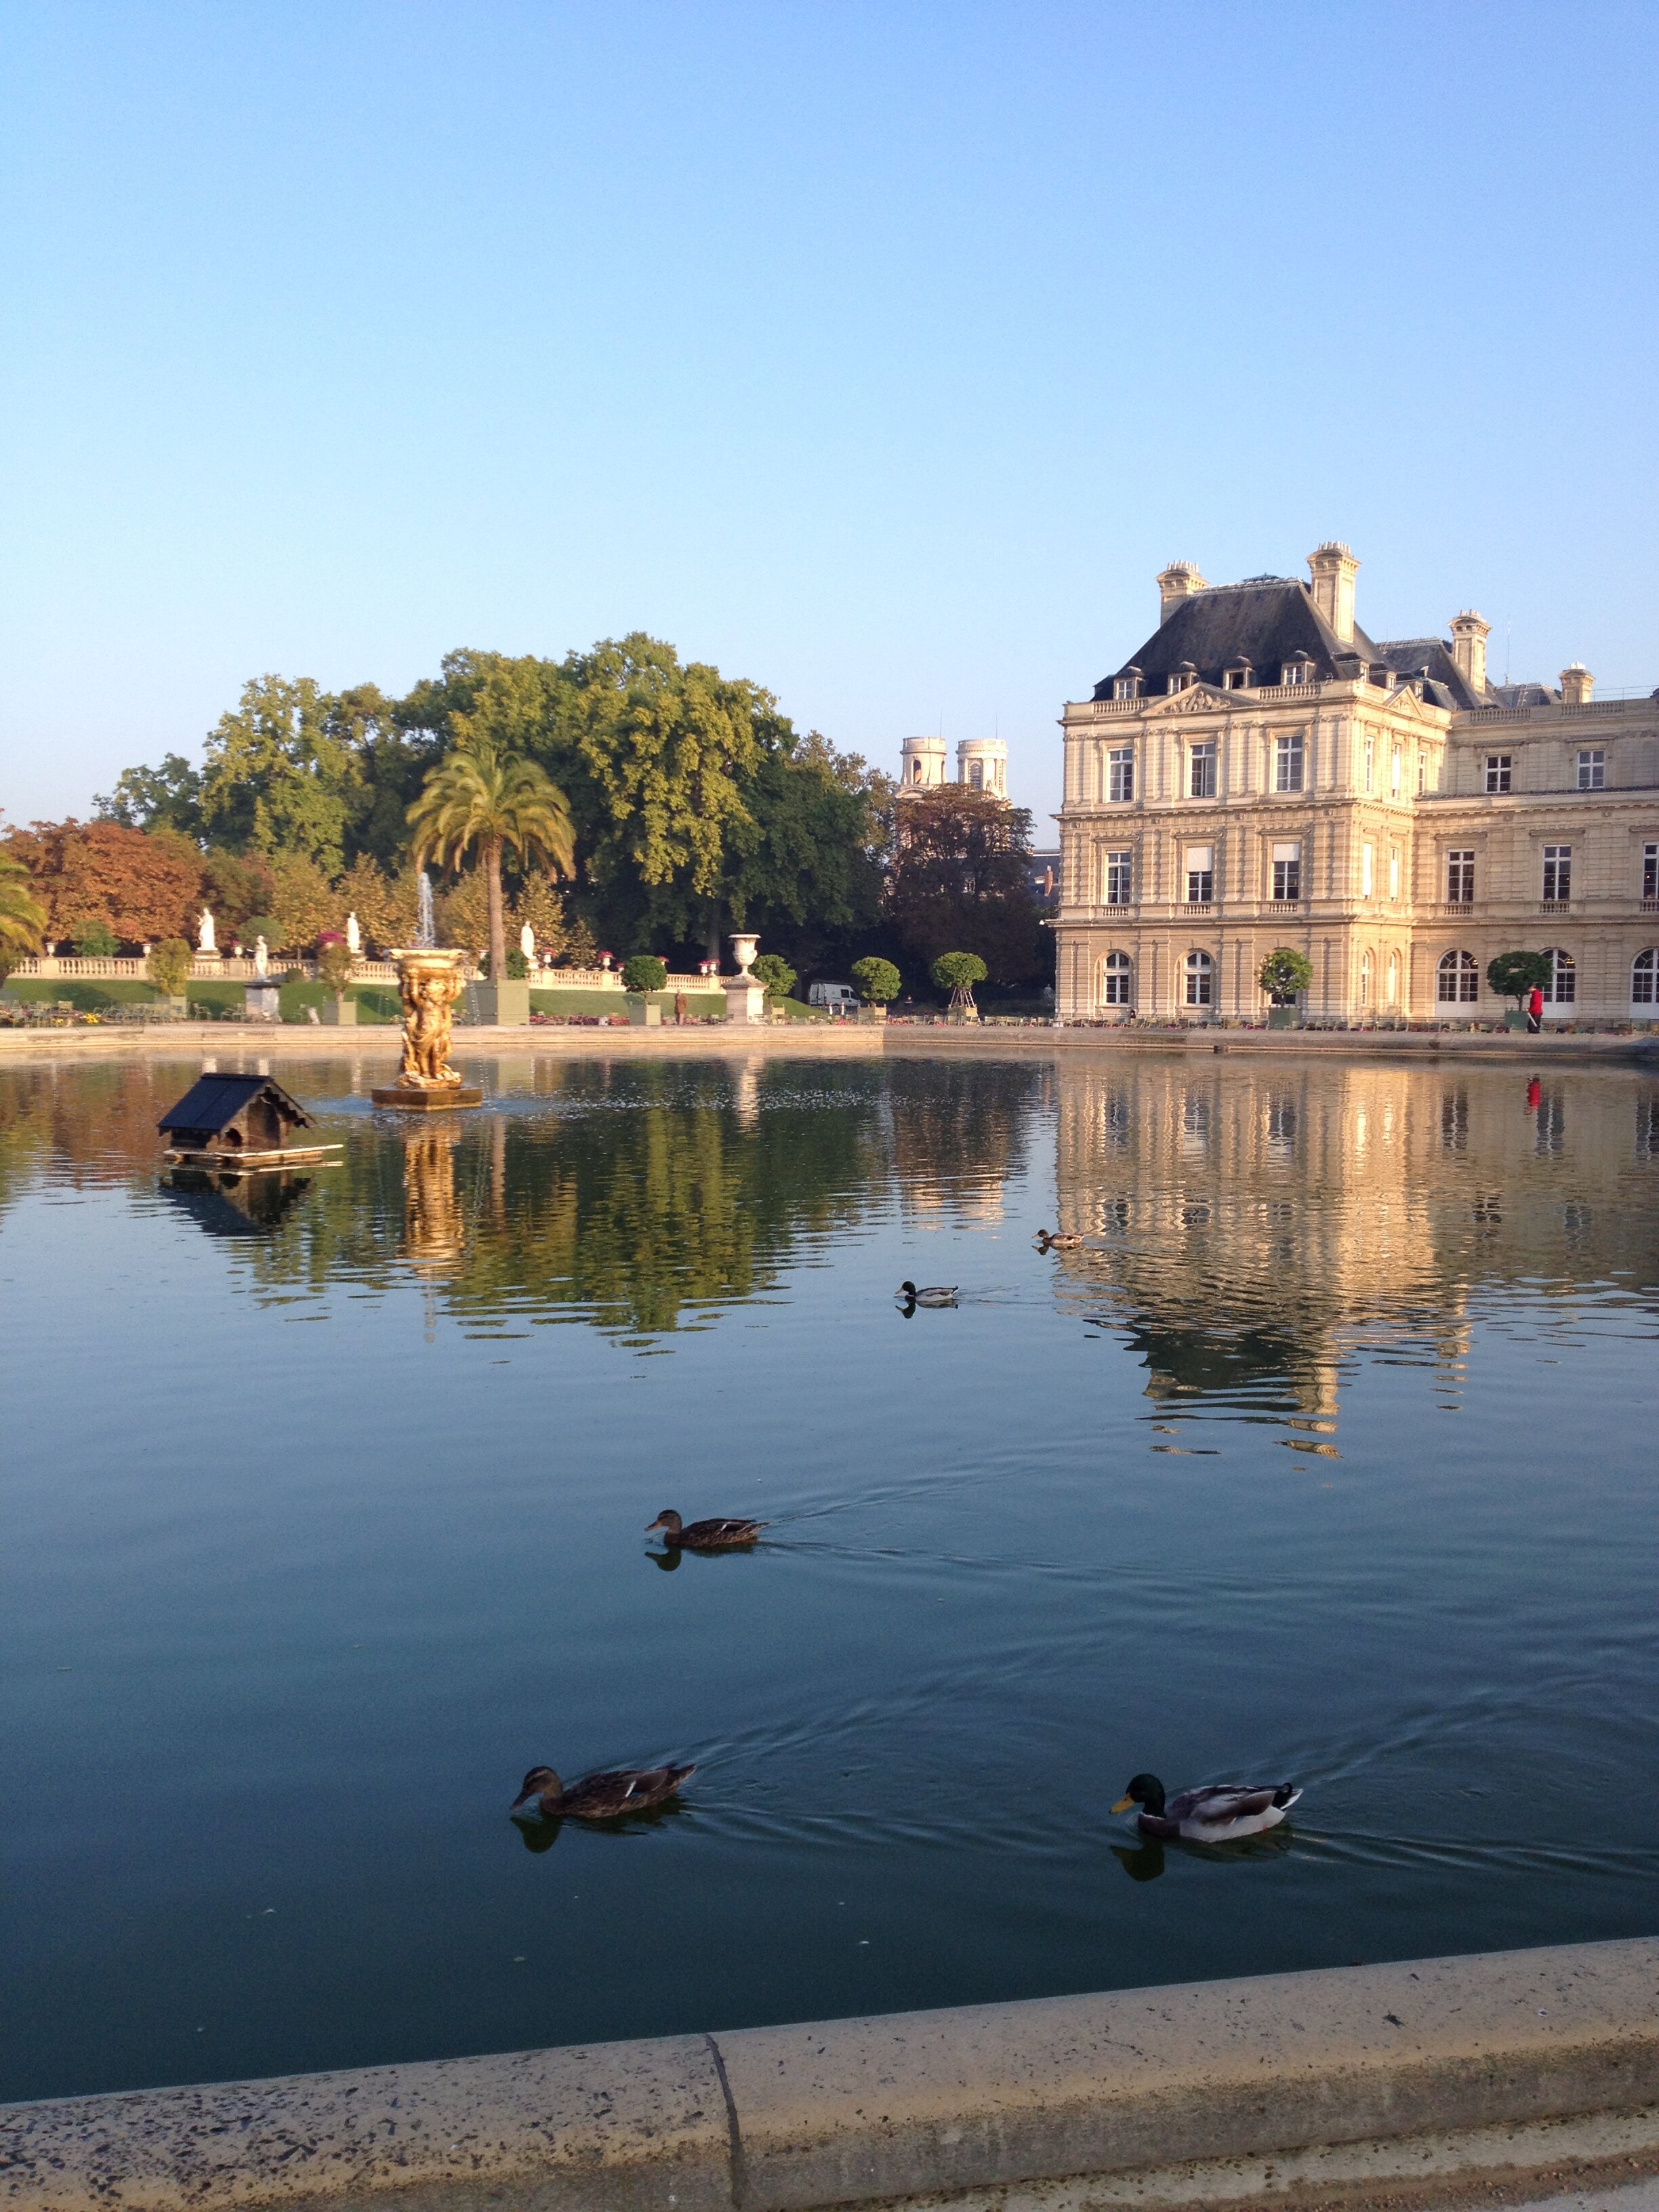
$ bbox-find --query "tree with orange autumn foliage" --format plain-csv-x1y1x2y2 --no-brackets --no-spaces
3,820,203,945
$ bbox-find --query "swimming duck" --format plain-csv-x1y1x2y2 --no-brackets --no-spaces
1111,1773,1300,1842
645,1510,766,1551
1035,1229,1084,1250
897,1281,958,1307
510,1761,695,1822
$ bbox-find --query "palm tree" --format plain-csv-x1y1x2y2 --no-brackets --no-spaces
407,741,575,983
0,853,47,981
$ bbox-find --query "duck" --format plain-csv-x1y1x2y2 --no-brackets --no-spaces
645,1509,766,1551
1034,1229,1084,1250
510,1761,695,1822
1111,1773,1301,1842
897,1281,958,1307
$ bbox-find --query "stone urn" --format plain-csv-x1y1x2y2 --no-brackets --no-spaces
724,934,766,1024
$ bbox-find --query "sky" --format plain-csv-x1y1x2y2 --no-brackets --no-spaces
2,1,1656,836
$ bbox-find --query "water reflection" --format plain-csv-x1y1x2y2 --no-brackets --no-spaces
1048,1058,1659,1435
160,1167,314,1236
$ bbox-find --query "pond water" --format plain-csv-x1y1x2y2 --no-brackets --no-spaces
3,1048,1658,2103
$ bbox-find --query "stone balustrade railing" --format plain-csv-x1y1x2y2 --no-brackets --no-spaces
14,955,725,991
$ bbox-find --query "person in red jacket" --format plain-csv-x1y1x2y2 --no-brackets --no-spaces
1526,983,1544,1033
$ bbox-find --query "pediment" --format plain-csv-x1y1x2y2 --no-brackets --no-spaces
1141,684,1230,717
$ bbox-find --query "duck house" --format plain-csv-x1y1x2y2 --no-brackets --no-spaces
157,1075,337,1170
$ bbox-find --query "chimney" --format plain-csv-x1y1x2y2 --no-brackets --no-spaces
1306,541,1359,643
1156,561,1208,624
1449,611,1490,695
1559,662,1593,705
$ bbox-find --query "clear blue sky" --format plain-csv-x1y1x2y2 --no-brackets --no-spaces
3,1,1655,835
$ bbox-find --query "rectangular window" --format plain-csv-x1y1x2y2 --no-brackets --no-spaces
1577,749,1605,790
1103,849,1132,905
1542,845,1571,902
1391,745,1401,798
1283,661,1307,687
1113,676,1137,701
1188,741,1216,798
1185,844,1214,903
1361,842,1374,897
1275,732,1305,792
1107,746,1134,803
1271,840,1301,901
1389,848,1401,901
1484,754,1511,794
1446,849,1474,903
1364,735,1374,792
1223,668,1248,690
1417,751,1427,794
1645,843,1658,900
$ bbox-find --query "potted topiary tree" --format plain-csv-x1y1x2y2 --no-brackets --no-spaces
932,951,987,1021
1487,949,1553,1031
851,956,900,1020
316,932,357,1025
146,937,193,1020
621,953,668,1025
1256,947,1313,1029
751,953,797,1021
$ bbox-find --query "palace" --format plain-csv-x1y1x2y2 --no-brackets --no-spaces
1054,546,1659,1023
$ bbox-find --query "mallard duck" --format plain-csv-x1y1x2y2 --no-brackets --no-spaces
510,1761,695,1822
645,1510,766,1551
1035,1229,1084,1250
897,1281,958,1307
1111,1773,1300,1841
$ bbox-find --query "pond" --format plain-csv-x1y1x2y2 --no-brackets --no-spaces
3,1047,1657,2102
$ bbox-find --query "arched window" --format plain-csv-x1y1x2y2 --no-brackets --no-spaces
1101,950,1132,1006
1633,949,1658,1006
1437,949,1478,1004
1358,952,1372,1007
1184,949,1214,1007
1542,947,1575,1006
966,759,984,789
1386,951,1399,1005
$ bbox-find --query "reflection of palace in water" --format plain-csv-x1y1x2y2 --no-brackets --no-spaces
1048,1057,1659,1420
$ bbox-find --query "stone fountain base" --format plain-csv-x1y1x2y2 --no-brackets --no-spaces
370,1082,484,1110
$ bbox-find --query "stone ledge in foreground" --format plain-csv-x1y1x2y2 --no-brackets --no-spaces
4,1940,1659,2212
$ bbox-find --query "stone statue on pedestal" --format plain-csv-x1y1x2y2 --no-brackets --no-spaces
346,912,361,955
197,908,216,953
253,936,269,977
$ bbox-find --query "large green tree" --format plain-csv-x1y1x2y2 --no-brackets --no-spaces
885,787,1048,992
407,738,575,982
197,676,364,872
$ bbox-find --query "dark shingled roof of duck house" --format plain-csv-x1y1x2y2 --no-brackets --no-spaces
157,1075,312,1151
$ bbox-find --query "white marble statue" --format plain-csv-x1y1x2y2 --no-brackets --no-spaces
346,912,361,955
254,935,269,977
519,921,535,968
197,907,216,953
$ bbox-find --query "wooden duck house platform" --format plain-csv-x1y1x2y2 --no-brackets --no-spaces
157,1074,341,1173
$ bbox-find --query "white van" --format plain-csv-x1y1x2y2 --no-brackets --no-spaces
808,982,861,1017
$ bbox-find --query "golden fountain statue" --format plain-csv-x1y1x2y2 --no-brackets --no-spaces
370,948,483,1111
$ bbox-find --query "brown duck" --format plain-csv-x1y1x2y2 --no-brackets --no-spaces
1035,1229,1084,1250
645,1509,767,1551
510,1761,695,1822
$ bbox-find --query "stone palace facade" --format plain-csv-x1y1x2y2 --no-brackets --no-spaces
1054,545,1659,1023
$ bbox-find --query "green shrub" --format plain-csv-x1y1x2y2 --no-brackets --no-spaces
1256,947,1314,1005
73,921,119,958
621,954,668,994
751,953,797,1000
1486,949,1553,1009
931,951,987,992
242,914,281,954
146,937,192,997
851,956,901,1004
506,945,529,979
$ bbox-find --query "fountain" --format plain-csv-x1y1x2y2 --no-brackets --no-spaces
371,875,483,1109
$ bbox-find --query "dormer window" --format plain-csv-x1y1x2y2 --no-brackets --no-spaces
1168,661,1199,695
1282,656,1312,687
1113,667,1141,701
1223,659,1252,691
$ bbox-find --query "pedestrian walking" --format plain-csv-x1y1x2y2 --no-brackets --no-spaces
674,990,688,1027
1526,983,1543,1033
